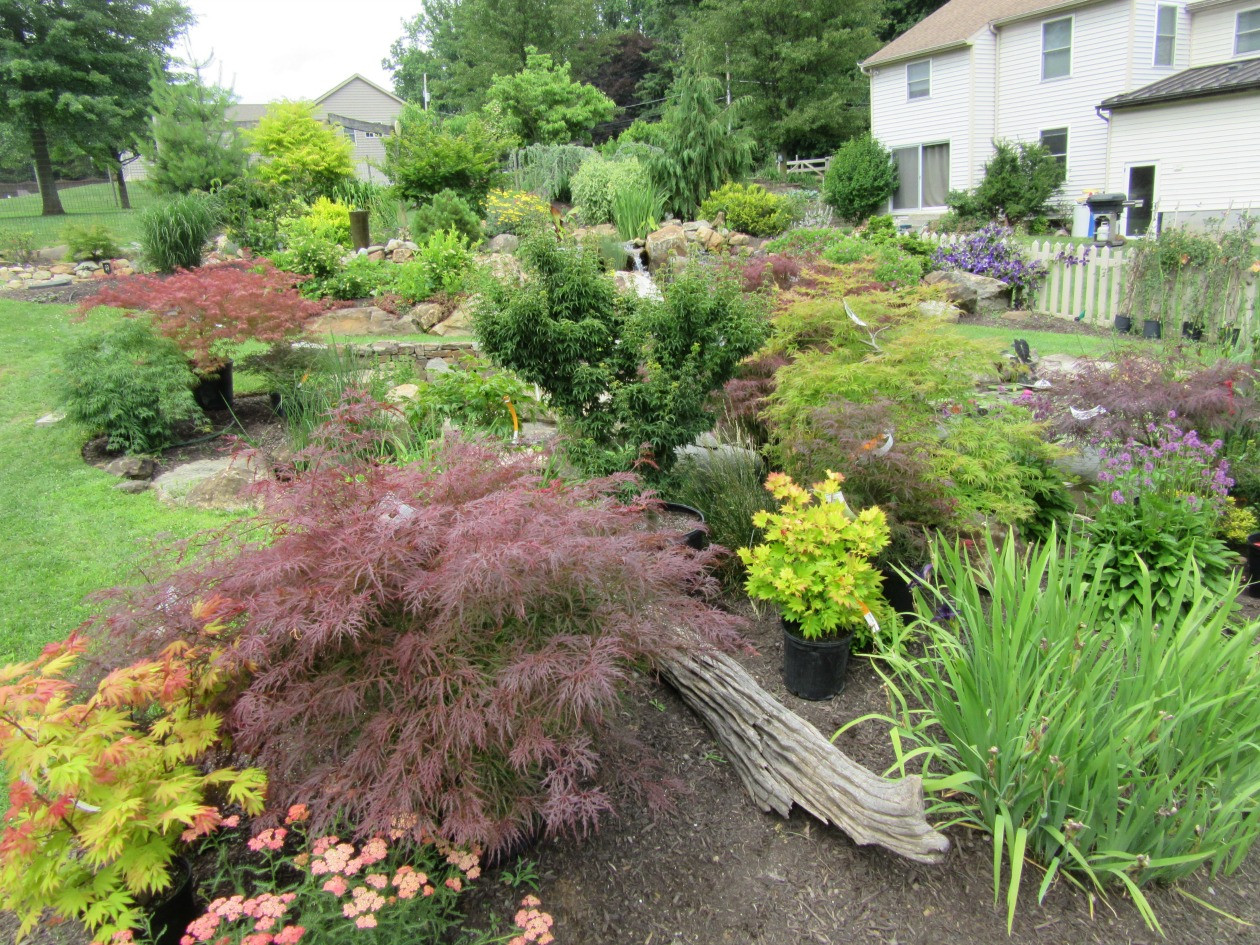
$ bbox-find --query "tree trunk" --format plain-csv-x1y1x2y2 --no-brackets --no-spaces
658,640,950,865
113,152,131,210
30,121,65,216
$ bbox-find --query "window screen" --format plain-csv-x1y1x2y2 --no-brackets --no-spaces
1238,9,1260,54
1154,5,1177,66
1043,18,1073,79
1040,128,1068,166
907,61,931,99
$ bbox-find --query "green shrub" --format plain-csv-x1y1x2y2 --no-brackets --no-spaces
874,532,1260,932
410,189,484,245
392,228,474,303
946,139,1066,226
871,244,924,287
383,105,506,208
64,223,123,262
570,156,650,226
822,135,897,222
819,234,870,265
699,182,791,237
272,220,343,278
508,143,593,201
58,319,205,454
214,176,305,255
402,356,537,439
763,227,845,258
485,48,616,145
247,101,355,200
299,254,395,300
612,182,665,241
0,229,38,265
139,191,218,272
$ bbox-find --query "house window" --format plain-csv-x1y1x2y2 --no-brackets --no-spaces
1040,128,1068,167
891,143,950,209
907,60,931,99
1154,5,1177,66
1237,9,1260,54
1042,17,1073,79
343,127,356,142
364,131,381,139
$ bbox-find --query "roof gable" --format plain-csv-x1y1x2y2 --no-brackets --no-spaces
314,74,406,108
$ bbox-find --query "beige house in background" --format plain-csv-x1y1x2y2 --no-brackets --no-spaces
862,0,1260,233
125,73,406,184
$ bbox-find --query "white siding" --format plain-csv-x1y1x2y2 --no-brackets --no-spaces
1106,91,1260,225
968,29,997,187
1190,0,1260,63
314,78,404,182
1129,0,1192,83
869,46,973,209
995,0,1133,199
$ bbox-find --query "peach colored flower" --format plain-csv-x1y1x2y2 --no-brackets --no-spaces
355,915,377,929
365,873,388,890
272,927,305,945
247,828,287,853
284,804,310,825
322,876,349,897
445,877,462,892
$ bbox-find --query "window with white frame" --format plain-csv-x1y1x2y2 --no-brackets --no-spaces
343,127,356,142
1238,9,1260,54
1154,4,1177,66
364,131,381,139
1039,128,1068,167
906,60,931,99
891,143,950,209
1042,17,1073,79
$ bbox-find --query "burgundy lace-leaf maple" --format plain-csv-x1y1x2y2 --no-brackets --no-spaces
95,397,745,854
82,259,322,369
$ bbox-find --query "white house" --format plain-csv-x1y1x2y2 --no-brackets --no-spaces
862,0,1260,233
126,73,406,184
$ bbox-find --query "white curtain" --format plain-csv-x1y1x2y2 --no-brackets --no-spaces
921,144,950,208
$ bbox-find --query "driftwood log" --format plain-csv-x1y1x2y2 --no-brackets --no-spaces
658,644,950,865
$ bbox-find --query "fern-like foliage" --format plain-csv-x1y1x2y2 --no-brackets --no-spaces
94,397,747,856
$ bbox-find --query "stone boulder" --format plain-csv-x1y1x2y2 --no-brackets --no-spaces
309,305,413,336
484,253,523,284
613,270,663,300
409,302,446,332
487,233,519,254
104,456,156,480
917,299,964,321
645,225,687,266
152,456,272,511
430,297,476,337
923,270,1012,315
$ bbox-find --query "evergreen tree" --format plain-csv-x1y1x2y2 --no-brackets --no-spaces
0,0,190,215
143,58,246,195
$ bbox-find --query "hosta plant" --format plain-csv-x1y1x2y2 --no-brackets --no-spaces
86,260,322,371
738,471,891,648
0,635,267,943
94,397,746,856
868,533,1260,933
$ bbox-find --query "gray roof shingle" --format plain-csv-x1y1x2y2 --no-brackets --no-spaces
1100,56,1260,109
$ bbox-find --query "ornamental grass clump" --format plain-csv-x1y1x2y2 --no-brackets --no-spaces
1082,422,1235,619
94,394,746,856
870,533,1260,933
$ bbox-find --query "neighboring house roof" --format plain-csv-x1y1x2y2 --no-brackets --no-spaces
1100,56,1260,109
863,0,1101,67
227,103,269,125
314,73,406,107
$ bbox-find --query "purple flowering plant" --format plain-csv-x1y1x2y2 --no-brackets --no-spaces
1084,422,1236,618
931,225,1047,305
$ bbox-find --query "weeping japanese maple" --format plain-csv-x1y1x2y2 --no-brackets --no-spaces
95,393,745,855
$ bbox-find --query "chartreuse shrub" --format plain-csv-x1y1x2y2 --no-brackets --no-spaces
95,405,746,855
475,232,770,475
570,155,650,226
822,134,897,223
699,183,791,237
383,105,506,208
247,101,355,200
139,191,218,272
867,532,1260,933
58,318,205,454
1082,424,1235,620
0,634,267,942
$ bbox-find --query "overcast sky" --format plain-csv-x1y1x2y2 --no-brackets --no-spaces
179,1,420,104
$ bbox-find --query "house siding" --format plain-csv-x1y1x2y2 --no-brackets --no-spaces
1130,0,1192,82
314,77,404,183
870,46,973,211
1106,90,1260,225
969,28,998,186
1190,0,1260,63
994,0,1133,198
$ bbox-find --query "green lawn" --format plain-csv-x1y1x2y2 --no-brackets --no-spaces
0,299,239,662
953,323,1155,359
0,181,160,252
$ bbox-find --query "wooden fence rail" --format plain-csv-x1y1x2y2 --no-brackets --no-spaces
781,156,830,178
922,234,1260,338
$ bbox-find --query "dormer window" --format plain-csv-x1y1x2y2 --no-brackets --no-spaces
1154,4,1177,67
1238,9,1260,55
1042,17,1073,79
907,60,931,99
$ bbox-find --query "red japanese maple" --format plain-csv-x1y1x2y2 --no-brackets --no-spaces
84,260,321,370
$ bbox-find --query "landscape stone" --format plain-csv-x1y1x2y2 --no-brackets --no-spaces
388,383,420,402
487,233,519,254
50,264,74,275
917,299,963,320
430,298,476,337
923,270,1012,315
728,233,751,247
114,479,152,495
152,456,272,510
409,302,445,332
425,357,452,374
32,270,52,281
367,250,386,262
645,224,687,266
309,305,411,336
484,253,523,283
391,247,414,263
613,270,663,300
28,275,73,288
385,238,403,252
104,456,156,480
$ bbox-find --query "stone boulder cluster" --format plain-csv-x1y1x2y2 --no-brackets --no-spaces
2,258,136,290
568,221,753,270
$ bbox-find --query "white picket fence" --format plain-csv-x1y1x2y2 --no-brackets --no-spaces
922,234,1260,333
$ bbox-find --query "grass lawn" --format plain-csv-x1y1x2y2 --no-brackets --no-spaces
0,181,160,252
954,323,1156,359
0,299,239,662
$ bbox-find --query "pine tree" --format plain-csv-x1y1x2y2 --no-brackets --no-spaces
143,57,246,195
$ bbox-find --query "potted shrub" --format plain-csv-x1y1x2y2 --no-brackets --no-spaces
738,471,891,700
84,259,322,410
0,634,268,943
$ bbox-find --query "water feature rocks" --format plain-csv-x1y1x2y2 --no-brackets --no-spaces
487,234,519,254
646,225,688,266
922,270,1012,315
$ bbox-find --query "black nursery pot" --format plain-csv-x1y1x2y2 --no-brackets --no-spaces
1247,532,1260,599
878,565,917,615
193,361,234,411
1182,321,1204,342
660,502,708,550
1142,318,1162,340
782,617,852,701
1113,314,1133,334
145,856,197,945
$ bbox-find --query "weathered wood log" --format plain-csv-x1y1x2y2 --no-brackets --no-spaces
657,644,950,865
